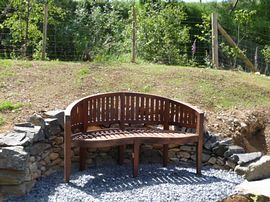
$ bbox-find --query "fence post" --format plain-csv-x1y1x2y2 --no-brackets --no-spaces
131,4,136,63
42,2,48,60
211,13,219,69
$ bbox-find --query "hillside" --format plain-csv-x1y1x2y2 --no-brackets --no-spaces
0,60,270,153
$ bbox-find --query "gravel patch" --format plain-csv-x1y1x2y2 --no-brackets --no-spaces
7,163,244,202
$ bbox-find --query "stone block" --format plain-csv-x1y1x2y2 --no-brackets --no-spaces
44,110,64,129
0,180,35,199
229,152,262,165
245,155,270,181
224,145,245,158
30,143,51,156
0,170,29,185
0,132,28,146
180,145,196,152
14,125,44,143
0,146,28,171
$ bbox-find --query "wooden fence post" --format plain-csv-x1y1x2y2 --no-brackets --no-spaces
211,13,219,69
42,2,48,60
217,24,257,72
131,4,136,63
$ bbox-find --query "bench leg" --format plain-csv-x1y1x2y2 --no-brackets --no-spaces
133,142,140,177
163,144,168,167
118,145,125,165
196,140,203,176
64,134,71,183
79,147,87,171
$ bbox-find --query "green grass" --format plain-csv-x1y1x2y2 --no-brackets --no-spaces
0,59,270,113
78,67,90,77
0,101,23,112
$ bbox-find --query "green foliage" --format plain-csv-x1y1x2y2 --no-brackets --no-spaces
195,14,211,43
78,67,90,77
262,45,270,64
220,42,244,59
0,0,66,59
0,101,23,112
72,0,130,61
137,3,190,65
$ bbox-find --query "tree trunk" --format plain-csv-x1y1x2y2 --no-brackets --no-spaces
24,0,30,58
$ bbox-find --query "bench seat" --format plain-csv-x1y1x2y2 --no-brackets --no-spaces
72,128,199,146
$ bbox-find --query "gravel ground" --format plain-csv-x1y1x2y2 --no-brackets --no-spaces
7,163,244,202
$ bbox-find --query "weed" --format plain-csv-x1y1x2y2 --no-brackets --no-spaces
78,67,90,78
0,101,23,112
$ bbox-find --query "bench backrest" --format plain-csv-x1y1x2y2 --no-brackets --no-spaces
66,92,201,133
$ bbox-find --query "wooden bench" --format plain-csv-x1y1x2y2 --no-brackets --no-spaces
64,92,204,182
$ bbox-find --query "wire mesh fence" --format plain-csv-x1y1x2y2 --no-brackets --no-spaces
0,3,269,76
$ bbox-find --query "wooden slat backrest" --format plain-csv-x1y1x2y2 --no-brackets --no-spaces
68,92,199,133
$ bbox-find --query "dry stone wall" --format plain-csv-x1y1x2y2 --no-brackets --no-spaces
1,110,270,200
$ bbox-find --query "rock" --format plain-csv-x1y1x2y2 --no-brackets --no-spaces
208,157,217,165
32,170,41,179
219,137,233,146
220,194,252,202
44,118,62,138
203,134,219,150
29,162,38,173
28,114,46,128
14,125,45,143
0,180,35,199
213,145,229,157
29,156,35,163
169,148,180,152
202,153,211,162
234,165,249,176
229,152,262,165
40,166,46,172
38,160,46,166
177,151,191,159
15,122,33,127
168,144,179,149
170,157,180,163
236,178,270,198
224,145,245,158
44,110,64,129
216,157,225,166
0,146,29,171
51,158,62,166
245,155,270,181
53,136,63,145
190,153,209,162
168,150,177,159
30,143,51,156
44,168,57,176
152,144,163,150
226,160,237,169
180,145,196,152
0,132,28,146
0,170,29,185
49,152,59,161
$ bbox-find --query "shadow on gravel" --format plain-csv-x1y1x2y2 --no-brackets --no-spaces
68,164,232,198
7,164,240,202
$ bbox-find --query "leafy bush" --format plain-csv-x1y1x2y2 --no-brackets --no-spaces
137,3,190,65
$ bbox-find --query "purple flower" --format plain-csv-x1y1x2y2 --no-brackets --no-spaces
255,47,258,68
192,39,197,57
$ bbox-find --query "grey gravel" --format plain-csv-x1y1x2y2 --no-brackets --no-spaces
7,163,244,202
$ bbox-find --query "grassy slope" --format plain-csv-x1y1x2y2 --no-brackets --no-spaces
0,59,270,131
